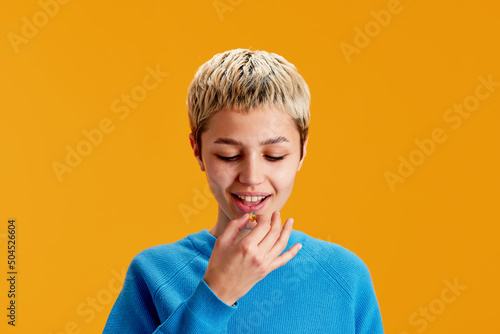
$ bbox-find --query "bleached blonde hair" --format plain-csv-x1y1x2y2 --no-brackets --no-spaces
186,48,311,161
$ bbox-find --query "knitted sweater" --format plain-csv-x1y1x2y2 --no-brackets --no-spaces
103,228,384,333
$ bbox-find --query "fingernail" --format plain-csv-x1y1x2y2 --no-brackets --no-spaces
298,244,302,250
290,218,294,225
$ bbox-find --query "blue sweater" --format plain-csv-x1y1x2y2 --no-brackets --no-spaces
103,229,384,333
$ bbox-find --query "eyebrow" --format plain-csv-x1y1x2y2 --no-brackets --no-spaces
213,136,290,146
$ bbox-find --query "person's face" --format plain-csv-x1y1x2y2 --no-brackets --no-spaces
189,106,308,226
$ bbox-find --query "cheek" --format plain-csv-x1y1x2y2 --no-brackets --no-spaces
205,160,234,188
271,163,298,189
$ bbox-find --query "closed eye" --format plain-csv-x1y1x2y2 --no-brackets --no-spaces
217,155,286,162
217,155,239,161
266,155,285,162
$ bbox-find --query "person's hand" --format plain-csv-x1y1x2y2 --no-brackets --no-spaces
203,211,302,306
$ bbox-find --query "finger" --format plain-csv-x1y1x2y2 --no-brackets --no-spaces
269,243,302,271
218,213,250,245
267,217,294,258
239,213,272,245
257,211,282,252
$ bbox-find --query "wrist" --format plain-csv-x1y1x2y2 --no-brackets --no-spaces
203,276,238,306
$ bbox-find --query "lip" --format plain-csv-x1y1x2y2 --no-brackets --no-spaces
232,191,271,197
231,193,271,213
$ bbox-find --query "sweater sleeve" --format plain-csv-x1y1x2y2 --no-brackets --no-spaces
103,252,238,334
353,260,384,334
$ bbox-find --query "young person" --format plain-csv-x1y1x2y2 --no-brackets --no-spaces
103,48,384,333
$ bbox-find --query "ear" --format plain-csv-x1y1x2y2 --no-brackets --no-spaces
297,135,308,172
189,133,205,172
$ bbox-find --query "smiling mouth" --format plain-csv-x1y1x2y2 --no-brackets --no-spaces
232,193,270,206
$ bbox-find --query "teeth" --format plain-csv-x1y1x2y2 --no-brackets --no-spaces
236,195,267,202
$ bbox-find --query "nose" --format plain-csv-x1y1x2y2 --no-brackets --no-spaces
238,153,264,186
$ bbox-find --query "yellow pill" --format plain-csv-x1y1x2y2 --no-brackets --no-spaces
249,212,256,222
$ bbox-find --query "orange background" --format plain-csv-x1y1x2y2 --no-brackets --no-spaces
1,0,499,333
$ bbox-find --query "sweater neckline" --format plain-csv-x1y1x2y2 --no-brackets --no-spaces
189,228,303,258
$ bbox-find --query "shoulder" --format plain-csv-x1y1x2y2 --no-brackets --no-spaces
293,230,375,300
135,234,199,262
126,232,203,282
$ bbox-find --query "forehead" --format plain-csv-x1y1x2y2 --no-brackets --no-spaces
203,106,298,143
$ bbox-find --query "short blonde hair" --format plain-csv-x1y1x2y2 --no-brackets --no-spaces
186,48,311,161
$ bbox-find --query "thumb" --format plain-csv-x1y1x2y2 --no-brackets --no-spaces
219,213,250,244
